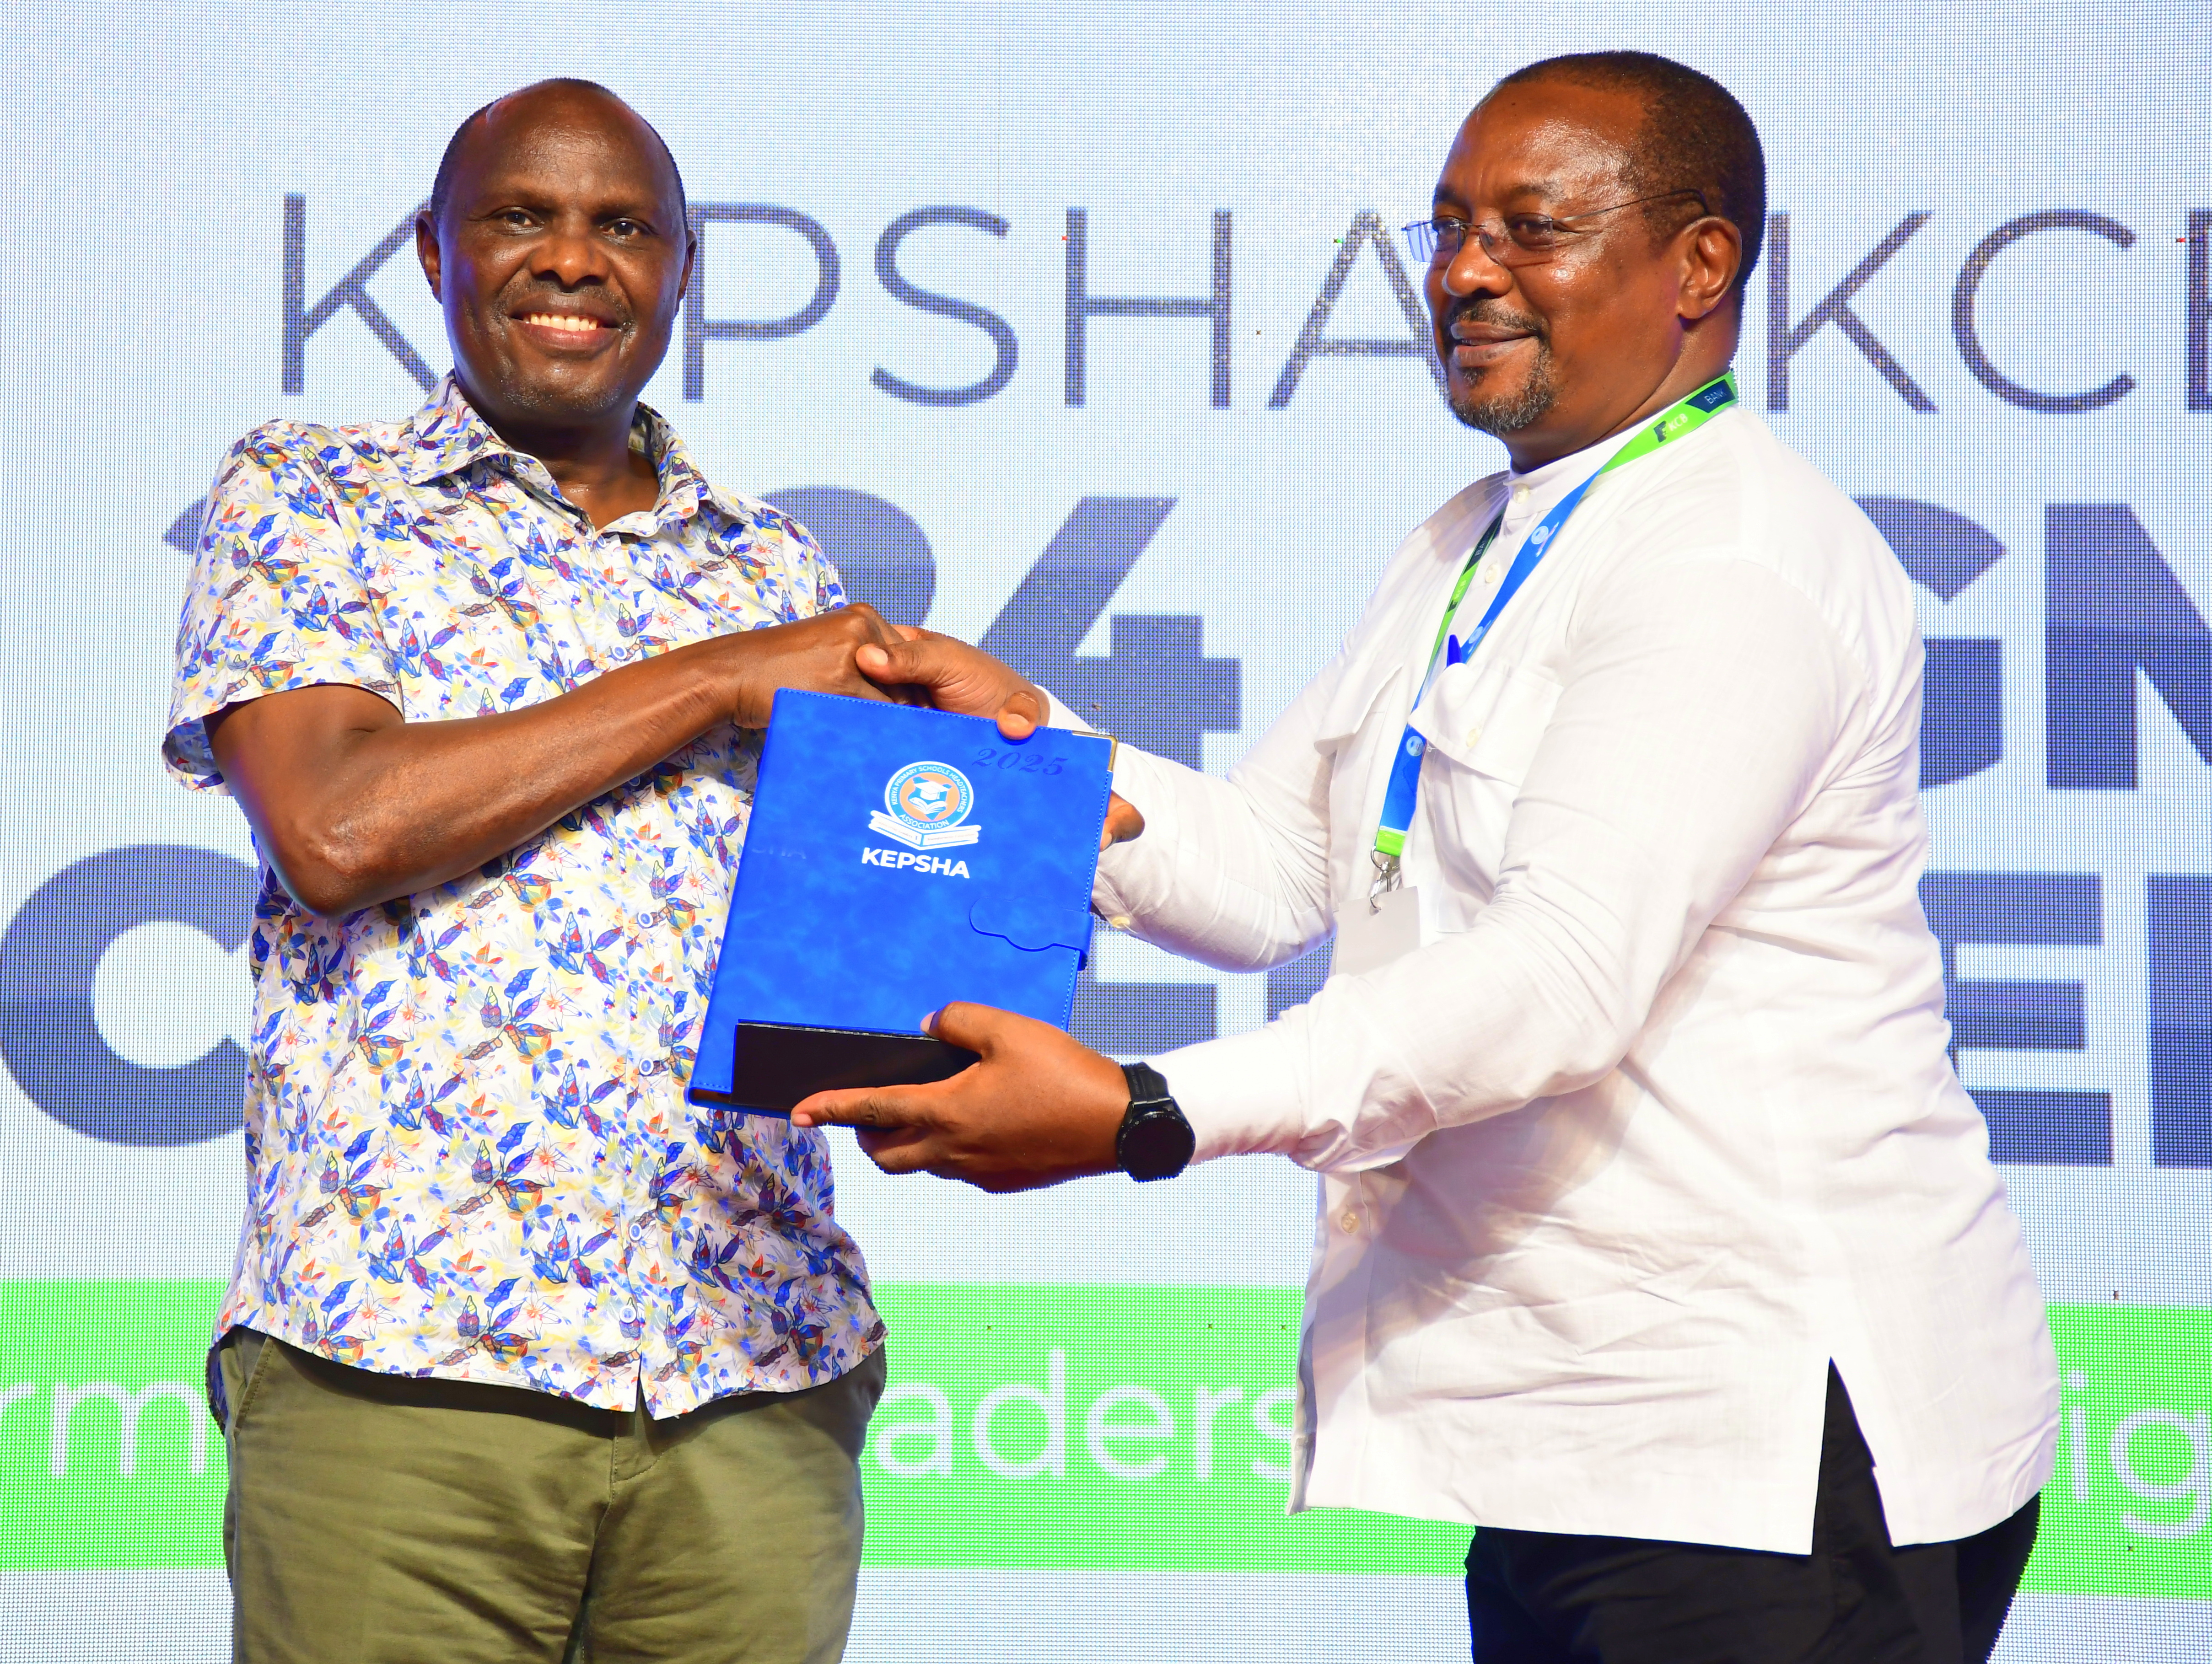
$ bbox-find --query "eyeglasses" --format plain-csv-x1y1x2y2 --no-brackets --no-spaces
1401,189,1712,268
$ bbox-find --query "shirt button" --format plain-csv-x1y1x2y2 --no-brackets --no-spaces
1464,726,1482,747
1511,485,1529,509
1107,914,1132,930
1339,1210,1361,1234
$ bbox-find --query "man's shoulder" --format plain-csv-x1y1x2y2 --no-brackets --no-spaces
1604,408,1918,675
1714,408,1860,515
691,480,839,597
1382,474,1510,587
1624,410,1897,579
631,403,825,565
702,484,821,551
1421,473,1511,541
218,411,415,492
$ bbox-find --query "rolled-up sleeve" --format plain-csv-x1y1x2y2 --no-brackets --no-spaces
1156,551,1859,1170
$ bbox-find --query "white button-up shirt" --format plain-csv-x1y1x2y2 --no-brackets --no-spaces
1077,404,2058,1553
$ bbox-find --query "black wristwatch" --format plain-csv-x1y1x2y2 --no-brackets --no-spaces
1116,1061,1195,1182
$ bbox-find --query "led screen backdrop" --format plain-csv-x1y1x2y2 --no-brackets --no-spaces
2,3,2208,1659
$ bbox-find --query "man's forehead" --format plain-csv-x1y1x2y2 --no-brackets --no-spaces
462,88,672,188
1434,81,1644,203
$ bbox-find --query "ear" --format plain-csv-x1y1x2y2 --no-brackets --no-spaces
416,211,443,302
1677,217,1744,323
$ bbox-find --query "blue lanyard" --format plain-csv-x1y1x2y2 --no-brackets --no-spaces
1370,372,1739,875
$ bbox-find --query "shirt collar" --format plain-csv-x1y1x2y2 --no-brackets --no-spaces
626,403,721,535
398,373,508,485
1498,422,1642,536
398,372,729,536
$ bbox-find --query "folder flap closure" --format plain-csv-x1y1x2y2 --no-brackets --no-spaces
968,897,1093,957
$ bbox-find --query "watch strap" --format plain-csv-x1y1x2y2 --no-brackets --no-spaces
1121,1059,1172,1109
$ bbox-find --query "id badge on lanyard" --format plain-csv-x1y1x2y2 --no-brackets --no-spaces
1347,371,1741,974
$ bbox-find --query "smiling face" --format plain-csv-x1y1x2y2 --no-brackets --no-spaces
1427,77,1734,467
416,85,691,449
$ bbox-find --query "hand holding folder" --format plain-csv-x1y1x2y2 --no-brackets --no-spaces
792,999,1129,1193
855,629,1146,853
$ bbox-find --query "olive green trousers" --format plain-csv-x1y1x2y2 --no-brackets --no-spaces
214,1329,886,1664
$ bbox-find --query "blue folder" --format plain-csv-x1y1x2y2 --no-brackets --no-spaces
687,690,1113,1115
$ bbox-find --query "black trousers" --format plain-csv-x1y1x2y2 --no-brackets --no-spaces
1465,1369,2040,1663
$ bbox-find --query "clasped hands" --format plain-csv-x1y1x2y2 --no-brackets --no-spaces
782,624,1145,1192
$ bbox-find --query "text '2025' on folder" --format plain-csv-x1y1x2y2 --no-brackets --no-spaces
687,689,1114,1116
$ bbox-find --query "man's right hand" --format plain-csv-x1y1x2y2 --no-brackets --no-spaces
856,629,1144,852
713,602,921,728
854,628,1049,737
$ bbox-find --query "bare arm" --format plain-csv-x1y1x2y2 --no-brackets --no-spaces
211,605,911,917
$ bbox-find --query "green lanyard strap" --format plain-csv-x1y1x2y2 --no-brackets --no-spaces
1370,370,1740,872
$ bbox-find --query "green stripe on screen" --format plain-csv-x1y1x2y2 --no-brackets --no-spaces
0,1281,2204,1593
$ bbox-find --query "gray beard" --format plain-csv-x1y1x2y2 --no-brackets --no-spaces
1446,342,1559,436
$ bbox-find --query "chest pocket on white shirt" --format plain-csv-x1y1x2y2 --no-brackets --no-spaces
1412,659,1563,786
1309,663,1410,904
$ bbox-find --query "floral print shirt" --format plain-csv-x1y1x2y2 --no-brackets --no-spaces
164,374,882,1414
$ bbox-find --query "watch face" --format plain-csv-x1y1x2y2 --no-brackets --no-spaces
1121,1103,1195,1181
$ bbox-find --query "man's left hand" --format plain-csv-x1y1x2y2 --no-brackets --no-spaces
790,1003,1128,1193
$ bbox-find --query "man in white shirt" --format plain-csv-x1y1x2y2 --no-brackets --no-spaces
801,50,2058,1663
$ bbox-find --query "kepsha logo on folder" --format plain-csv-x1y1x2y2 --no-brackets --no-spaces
869,761,983,851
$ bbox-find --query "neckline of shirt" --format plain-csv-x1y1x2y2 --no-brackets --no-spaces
1450,406,1711,634
1498,422,1642,534
1498,394,1743,533
400,373,735,535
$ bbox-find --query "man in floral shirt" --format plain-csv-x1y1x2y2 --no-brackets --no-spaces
167,78,899,1661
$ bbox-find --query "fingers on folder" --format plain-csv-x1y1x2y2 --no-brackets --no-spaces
789,1002,1126,1194
853,633,1048,736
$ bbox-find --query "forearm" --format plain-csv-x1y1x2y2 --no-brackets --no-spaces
1051,665,1341,972
1161,557,1854,1171
214,599,917,916
270,643,735,914
1157,877,1674,1170
1093,745,1333,972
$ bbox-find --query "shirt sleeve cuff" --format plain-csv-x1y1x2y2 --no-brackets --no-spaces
1043,689,1306,1163
1043,693,1181,924
1092,742,1184,924
1152,1026,1306,1165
